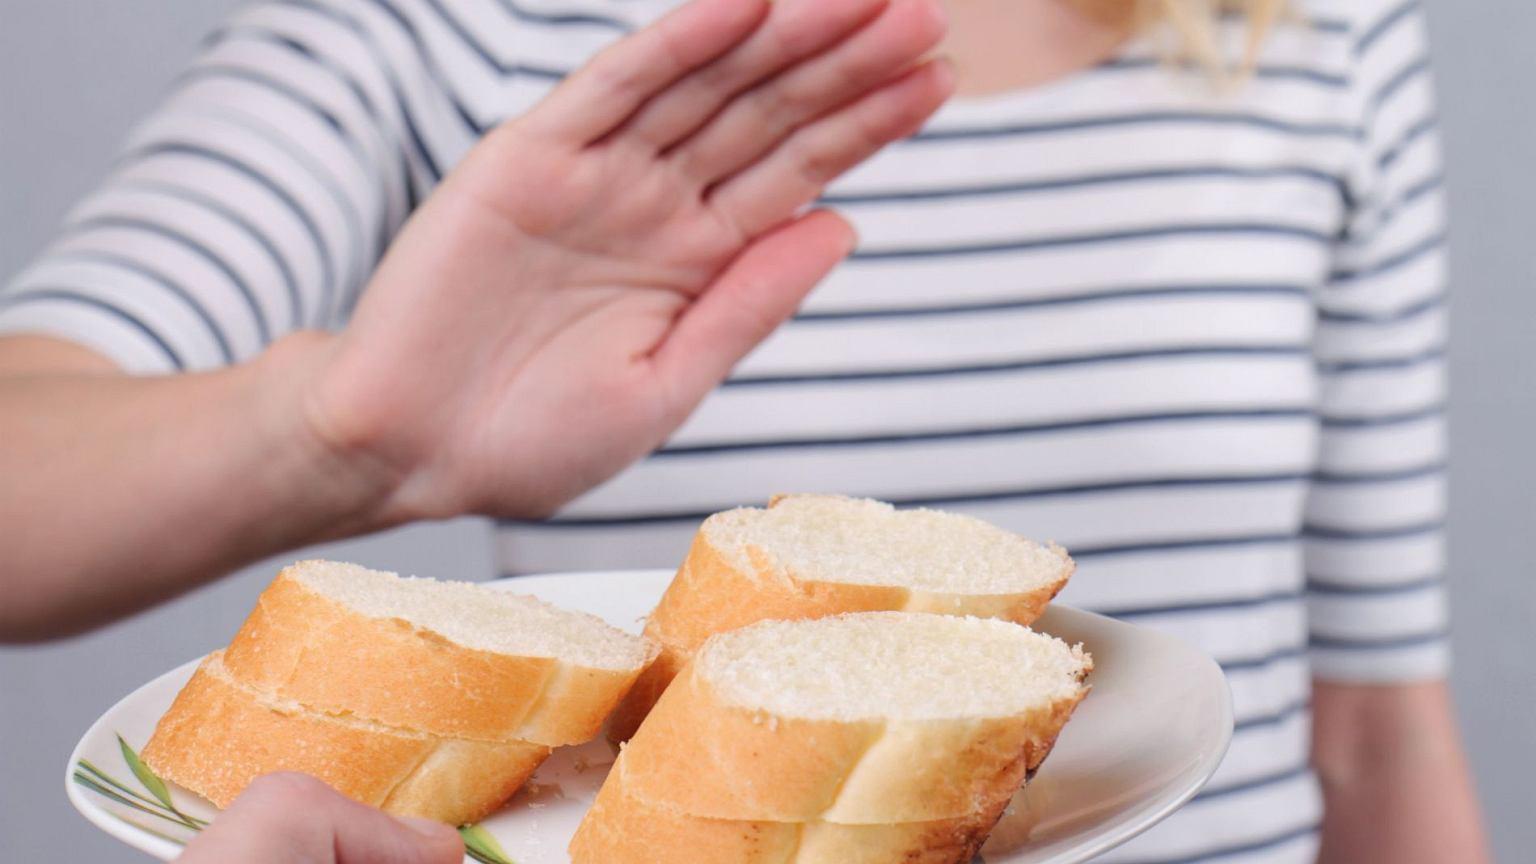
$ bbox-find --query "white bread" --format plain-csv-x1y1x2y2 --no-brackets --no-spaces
141,652,551,825
610,495,1074,740
573,612,1090,862
568,755,1007,864
220,560,657,746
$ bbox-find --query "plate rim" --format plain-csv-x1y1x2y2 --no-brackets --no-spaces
66,567,1235,863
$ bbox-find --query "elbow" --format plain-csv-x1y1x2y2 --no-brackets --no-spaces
0,573,103,644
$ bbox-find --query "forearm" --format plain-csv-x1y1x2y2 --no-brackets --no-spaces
0,333,393,641
1312,679,1490,864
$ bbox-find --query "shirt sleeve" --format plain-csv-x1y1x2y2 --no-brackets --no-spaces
1305,0,1449,682
0,1,428,373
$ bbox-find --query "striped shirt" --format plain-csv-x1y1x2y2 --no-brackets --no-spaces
0,1,1448,861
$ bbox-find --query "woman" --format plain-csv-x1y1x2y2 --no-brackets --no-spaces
0,0,1487,861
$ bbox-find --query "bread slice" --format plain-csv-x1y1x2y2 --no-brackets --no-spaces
220,560,656,746
583,612,1090,843
568,754,1006,864
141,652,550,825
609,495,1074,740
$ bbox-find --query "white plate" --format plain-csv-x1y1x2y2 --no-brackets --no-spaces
68,569,1232,863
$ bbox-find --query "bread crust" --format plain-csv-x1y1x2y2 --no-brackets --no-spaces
610,523,1073,741
569,758,1008,864
141,653,549,825
614,662,1089,823
221,565,653,746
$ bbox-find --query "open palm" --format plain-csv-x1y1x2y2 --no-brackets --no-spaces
304,0,951,520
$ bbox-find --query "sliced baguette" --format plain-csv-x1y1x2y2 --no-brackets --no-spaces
593,613,1090,830
568,754,1006,864
141,652,550,824
610,495,1074,740
220,560,656,745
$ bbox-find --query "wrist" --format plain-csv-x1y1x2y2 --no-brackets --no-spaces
248,331,409,537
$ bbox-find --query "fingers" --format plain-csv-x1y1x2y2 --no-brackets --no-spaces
619,0,888,151
653,210,854,405
176,773,464,864
668,0,947,186
709,60,954,238
518,0,770,143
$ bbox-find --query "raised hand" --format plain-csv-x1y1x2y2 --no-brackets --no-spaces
299,0,953,520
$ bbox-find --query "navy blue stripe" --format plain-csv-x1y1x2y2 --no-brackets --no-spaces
1315,345,1444,374
1318,289,1444,325
1312,460,1445,484
946,473,1310,499
1120,822,1318,864
274,0,457,178
1400,170,1447,204
523,488,1309,531
853,222,1330,261
725,345,1308,387
1310,627,1446,650
417,0,608,82
194,101,369,317
214,22,433,193
1103,56,1350,88
1385,171,1448,216
1339,172,1445,244
795,283,1312,323
912,111,1360,143
208,26,384,120
1379,113,1438,172
116,179,306,329
1328,231,1446,282
1306,573,1443,597
68,216,272,344
1096,588,1303,621
42,251,235,363
1235,699,1310,733
1355,0,1419,56
1192,765,1311,803
180,62,361,161
1219,643,1306,673
1302,518,1443,540
352,0,497,134
525,476,1425,531
0,289,184,370
1370,56,1432,114
1211,7,1348,35
1065,532,1300,559
1319,402,1443,427
1300,13,1350,34
656,408,1316,457
493,0,630,31
181,64,346,134
129,142,337,316
179,62,394,258
822,165,1344,205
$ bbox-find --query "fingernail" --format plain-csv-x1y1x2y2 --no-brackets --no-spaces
396,815,459,841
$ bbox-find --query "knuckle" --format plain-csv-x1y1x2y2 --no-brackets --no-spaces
590,60,646,103
649,19,695,79
795,111,891,191
763,20,820,70
788,135,848,187
759,78,821,124
829,56,872,96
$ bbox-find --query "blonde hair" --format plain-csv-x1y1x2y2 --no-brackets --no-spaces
1079,0,1289,72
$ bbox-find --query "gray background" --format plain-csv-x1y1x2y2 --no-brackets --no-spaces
1,2,1530,860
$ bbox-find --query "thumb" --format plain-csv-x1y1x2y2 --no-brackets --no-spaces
652,208,855,407
177,773,464,864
